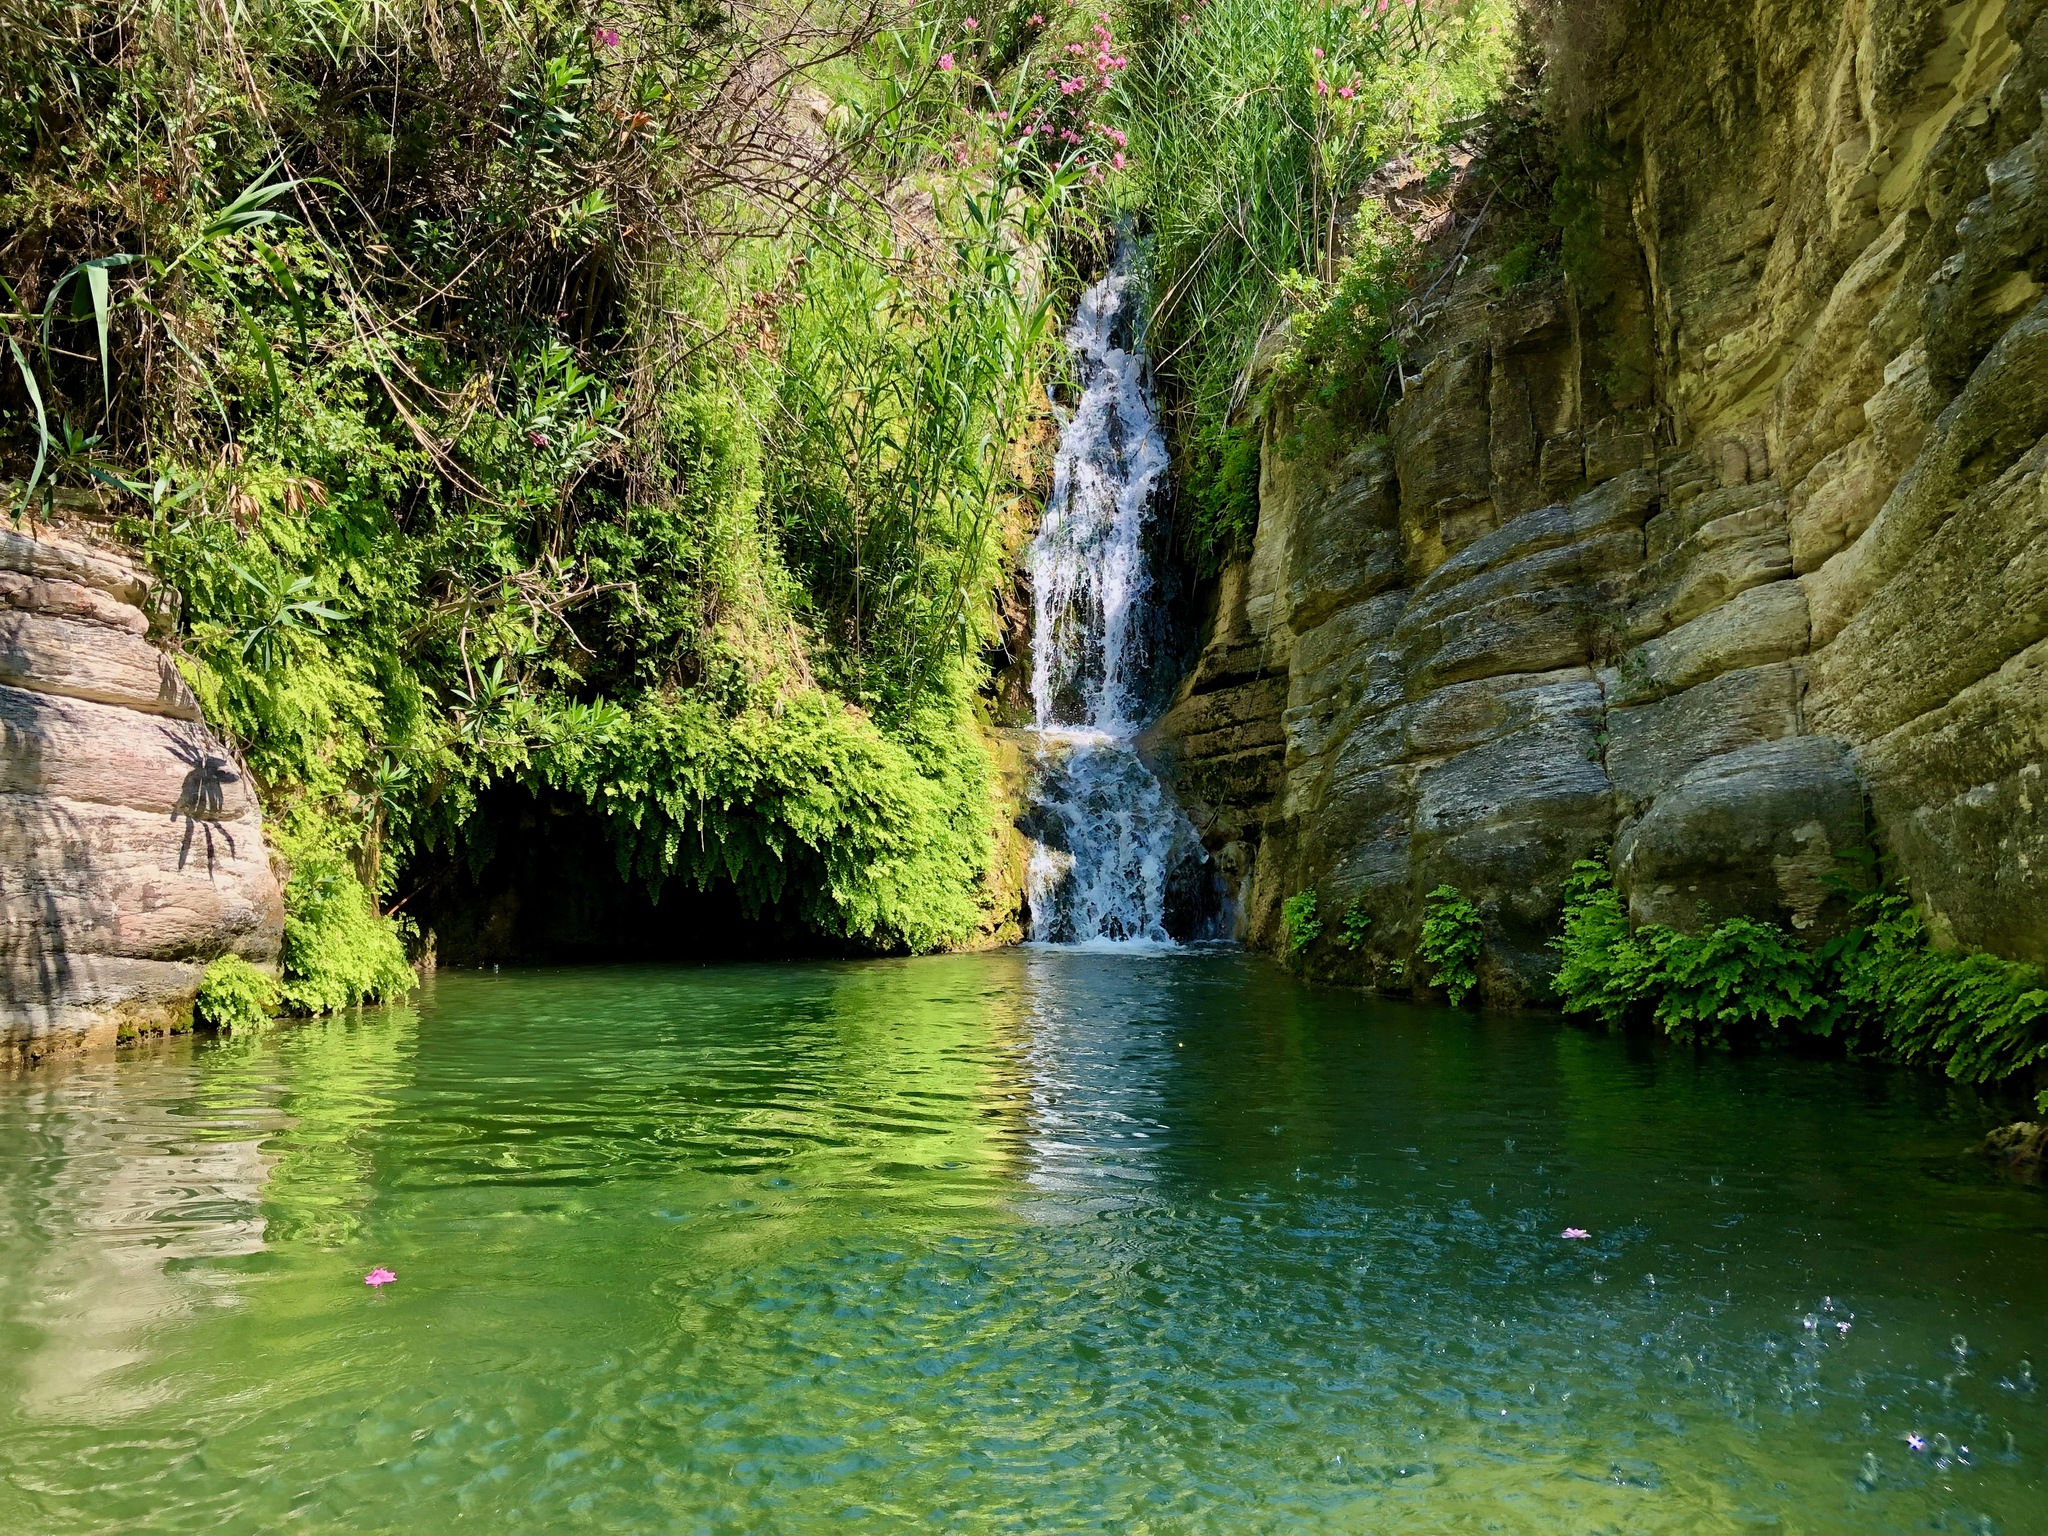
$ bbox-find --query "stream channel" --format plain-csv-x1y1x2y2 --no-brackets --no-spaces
3,951,2046,1532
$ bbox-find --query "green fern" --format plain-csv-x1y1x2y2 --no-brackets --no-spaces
193,954,280,1033
1281,889,1323,955
1339,899,1372,952
1419,885,1483,1006
1552,863,2048,1083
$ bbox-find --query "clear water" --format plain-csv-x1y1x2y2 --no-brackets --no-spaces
3,951,2045,1534
1023,250,1207,944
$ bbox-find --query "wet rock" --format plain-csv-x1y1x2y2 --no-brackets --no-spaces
1982,1121,2048,1182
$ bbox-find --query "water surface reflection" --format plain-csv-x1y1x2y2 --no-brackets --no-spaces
2,951,2044,1533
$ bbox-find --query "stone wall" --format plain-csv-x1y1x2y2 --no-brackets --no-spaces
0,523,283,1062
1145,0,2048,999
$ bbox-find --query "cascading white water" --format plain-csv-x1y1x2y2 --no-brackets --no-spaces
1022,249,1208,947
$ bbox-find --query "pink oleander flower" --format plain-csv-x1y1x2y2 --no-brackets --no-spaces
1029,12,1044,21
1111,150,1125,169
364,1267,397,1287
1312,45,1324,57
1314,77,1329,95
938,51,955,70
1561,1228,1590,1240
1338,85,1354,98
963,15,978,28
594,26,619,47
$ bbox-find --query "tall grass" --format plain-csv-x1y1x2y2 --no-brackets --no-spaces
1117,0,1514,565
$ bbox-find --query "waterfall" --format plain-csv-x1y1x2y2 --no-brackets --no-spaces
1021,248,1211,947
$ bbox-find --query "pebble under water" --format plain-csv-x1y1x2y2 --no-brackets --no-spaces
3,949,2045,1533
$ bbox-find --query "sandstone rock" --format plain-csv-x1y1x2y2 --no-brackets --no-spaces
1607,580,1811,707
1147,0,2048,997
1605,662,1805,812
0,535,282,1065
1616,736,1869,934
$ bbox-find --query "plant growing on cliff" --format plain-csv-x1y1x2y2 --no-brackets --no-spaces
1339,898,1372,951
194,955,281,1033
1281,889,1324,955
4,0,1107,973
1553,860,2048,1085
1419,884,1482,1006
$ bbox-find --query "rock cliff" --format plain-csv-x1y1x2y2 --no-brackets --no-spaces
0,519,283,1063
1147,0,2048,1000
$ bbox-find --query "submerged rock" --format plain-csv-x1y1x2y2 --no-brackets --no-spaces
1982,1122,2048,1184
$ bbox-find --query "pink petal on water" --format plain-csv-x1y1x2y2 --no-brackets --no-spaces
364,1267,397,1287
1562,1228,1591,1240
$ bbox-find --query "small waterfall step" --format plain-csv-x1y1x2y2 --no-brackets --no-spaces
1020,246,1213,948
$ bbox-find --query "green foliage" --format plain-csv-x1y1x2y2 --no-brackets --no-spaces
1553,860,2048,1086
1180,419,1263,579
539,690,992,951
2,1,1112,969
1418,884,1483,1006
1118,0,1515,566
1821,892,2048,1084
1339,899,1372,952
1494,236,1554,292
1646,919,1827,1047
194,954,281,1033
276,827,417,1014
1281,889,1323,955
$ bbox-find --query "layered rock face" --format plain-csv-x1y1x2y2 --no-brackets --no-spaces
1147,0,2048,999
0,524,282,1062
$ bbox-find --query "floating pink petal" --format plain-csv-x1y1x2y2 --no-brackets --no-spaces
1561,1228,1591,1240
364,1267,397,1287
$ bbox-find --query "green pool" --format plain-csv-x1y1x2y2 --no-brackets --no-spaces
3,949,2043,1532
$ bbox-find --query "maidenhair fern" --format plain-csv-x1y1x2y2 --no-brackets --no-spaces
194,954,281,1033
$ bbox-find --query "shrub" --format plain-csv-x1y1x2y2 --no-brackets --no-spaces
1281,889,1323,954
1419,884,1483,1006
194,954,281,1033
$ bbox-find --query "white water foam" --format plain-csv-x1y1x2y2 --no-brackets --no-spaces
1022,249,1209,947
